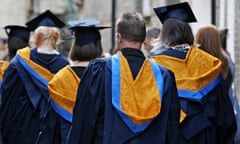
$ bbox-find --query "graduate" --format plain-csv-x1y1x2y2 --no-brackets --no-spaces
0,25,30,87
67,12,180,144
0,10,69,144
151,2,237,143
48,18,109,143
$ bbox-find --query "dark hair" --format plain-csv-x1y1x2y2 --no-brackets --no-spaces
117,12,146,42
161,18,194,46
220,28,228,50
8,36,28,60
68,40,103,61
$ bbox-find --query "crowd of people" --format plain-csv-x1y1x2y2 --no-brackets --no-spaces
0,1,239,144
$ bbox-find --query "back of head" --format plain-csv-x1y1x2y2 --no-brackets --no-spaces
8,36,28,60
117,12,146,43
195,25,222,57
144,27,161,51
153,2,196,47
33,26,60,48
69,40,103,61
195,25,229,79
146,27,160,39
4,25,30,44
161,18,194,46
68,18,109,61
26,10,65,48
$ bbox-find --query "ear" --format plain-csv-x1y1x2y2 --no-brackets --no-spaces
34,32,43,47
117,33,122,43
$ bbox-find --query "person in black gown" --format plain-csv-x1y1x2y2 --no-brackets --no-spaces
151,2,236,144
48,18,110,144
67,12,180,144
0,10,69,144
0,25,30,88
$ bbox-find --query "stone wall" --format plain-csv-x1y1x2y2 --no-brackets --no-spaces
235,0,240,98
0,0,28,37
0,0,28,59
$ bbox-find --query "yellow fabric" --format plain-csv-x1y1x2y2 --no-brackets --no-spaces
17,47,54,81
48,66,80,113
151,46,222,122
119,52,161,125
151,46,222,91
180,110,187,123
0,61,9,81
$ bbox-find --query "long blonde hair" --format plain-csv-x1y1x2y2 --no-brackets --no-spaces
195,25,229,79
33,26,61,48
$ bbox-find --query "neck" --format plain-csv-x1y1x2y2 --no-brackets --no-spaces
118,39,142,50
37,40,55,51
70,60,89,67
171,43,190,48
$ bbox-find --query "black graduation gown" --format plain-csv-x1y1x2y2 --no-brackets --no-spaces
67,48,181,144
0,48,69,144
54,66,86,144
155,47,237,144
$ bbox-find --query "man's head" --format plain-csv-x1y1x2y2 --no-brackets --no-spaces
116,12,146,49
144,27,161,52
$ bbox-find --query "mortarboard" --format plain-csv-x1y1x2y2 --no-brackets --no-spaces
4,25,30,43
153,2,197,24
26,10,65,31
69,18,111,46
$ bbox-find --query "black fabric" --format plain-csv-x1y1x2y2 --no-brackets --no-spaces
156,47,237,144
67,48,181,144
0,48,69,144
121,48,145,79
31,48,69,73
71,66,86,79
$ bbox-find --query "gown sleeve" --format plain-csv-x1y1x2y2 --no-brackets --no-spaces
67,59,106,144
0,63,28,143
216,82,237,144
161,68,181,144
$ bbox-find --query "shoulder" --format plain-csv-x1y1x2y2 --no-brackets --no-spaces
150,59,176,81
89,57,109,68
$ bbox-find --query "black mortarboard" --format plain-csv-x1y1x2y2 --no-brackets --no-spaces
69,18,111,46
153,2,197,24
4,25,30,42
26,10,65,31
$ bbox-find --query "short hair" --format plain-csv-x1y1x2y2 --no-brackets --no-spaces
68,40,103,61
8,36,28,60
146,27,160,39
161,18,194,46
117,12,146,42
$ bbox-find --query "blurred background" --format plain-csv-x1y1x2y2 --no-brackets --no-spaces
0,0,239,98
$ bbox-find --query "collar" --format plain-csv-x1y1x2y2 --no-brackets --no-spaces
121,48,145,63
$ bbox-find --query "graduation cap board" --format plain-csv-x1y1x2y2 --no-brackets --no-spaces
4,25,30,43
26,10,65,31
153,2,197,24
69,18,111,46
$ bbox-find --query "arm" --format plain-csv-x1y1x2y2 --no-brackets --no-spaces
163,69,181,144
0,64,23,142
67,60,105,144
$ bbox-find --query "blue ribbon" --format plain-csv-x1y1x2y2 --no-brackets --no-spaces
112,52,164,132
178,74,222,102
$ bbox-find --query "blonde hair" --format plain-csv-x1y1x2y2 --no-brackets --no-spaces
33,26,61,48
